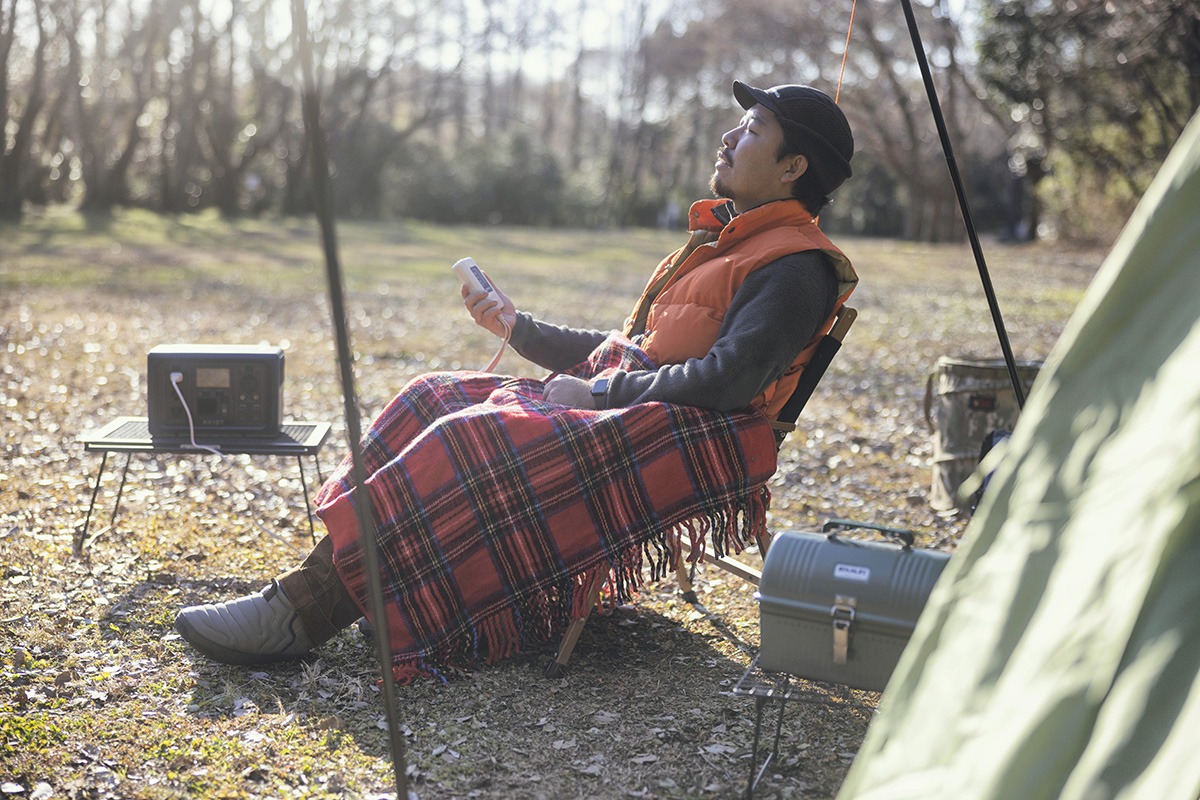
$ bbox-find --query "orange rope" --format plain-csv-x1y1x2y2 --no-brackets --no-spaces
811,0,859,230
835,0,858,103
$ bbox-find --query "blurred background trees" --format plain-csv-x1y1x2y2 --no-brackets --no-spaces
1,0,1197,242
976,0,1199,243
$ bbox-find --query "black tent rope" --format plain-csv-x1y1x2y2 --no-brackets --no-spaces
897,0,1027,409
288,0,409,796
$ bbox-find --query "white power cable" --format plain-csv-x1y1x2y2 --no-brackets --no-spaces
169,373,304,555
170,372,226,461
483,319,510,373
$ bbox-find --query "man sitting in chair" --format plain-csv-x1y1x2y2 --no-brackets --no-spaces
176,80,859,681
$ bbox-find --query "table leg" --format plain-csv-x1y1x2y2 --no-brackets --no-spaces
109,453,133,530
746,695,770,800
770,678,789,765
297,455,316,544
76,451,110,554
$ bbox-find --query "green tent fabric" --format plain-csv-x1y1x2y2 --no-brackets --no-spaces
837,110,1200,800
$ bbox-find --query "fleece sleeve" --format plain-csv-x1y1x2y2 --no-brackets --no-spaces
507,313,612,373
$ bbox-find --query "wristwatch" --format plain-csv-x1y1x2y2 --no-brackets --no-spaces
590,378,609,409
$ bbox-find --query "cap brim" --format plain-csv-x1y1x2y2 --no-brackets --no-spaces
733,81,777,114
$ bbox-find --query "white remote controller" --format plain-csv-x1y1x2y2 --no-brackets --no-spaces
452,257,500,303
453,256,509,372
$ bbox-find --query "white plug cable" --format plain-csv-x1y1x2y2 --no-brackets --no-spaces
168,372,304,555
170,372,226,461
483,319,510,373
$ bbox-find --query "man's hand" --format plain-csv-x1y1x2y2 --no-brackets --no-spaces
542,375,596,409
461,275,517,338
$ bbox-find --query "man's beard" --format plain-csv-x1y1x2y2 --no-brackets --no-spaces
709,171,732,200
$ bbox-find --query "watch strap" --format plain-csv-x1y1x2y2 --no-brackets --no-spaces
590,377,609,409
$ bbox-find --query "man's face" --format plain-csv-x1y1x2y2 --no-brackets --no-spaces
710,105,806,214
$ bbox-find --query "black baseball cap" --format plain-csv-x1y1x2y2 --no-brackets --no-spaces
733,81,854,196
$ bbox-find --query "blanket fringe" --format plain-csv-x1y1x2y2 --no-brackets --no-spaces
378,486,772,683
553,490,771,646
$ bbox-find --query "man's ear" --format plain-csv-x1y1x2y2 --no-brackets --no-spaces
780,154,809,185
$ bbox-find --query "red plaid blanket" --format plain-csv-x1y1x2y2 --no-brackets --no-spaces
315,335,777,681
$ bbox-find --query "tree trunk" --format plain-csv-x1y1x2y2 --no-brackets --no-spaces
0,0,48,222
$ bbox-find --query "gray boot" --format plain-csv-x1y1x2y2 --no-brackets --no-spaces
175,580,316,665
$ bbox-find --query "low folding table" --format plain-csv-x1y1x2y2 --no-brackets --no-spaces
733,655,877,799
77,416,332,553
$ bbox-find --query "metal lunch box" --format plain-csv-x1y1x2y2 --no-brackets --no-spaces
756,522,951,691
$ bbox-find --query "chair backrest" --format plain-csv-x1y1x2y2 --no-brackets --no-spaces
772,305,858,447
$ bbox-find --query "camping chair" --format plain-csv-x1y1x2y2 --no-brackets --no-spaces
545,305,859,677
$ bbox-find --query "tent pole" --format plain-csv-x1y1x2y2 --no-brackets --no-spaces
897,0,1026,408
289,0,409,796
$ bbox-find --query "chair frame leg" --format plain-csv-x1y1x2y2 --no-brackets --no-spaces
545,528,774,676
672,534,699,603
545,569,606,678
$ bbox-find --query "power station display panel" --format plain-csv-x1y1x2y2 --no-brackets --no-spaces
147,345,284,439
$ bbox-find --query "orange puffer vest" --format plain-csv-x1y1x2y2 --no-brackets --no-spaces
622,198,858,420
